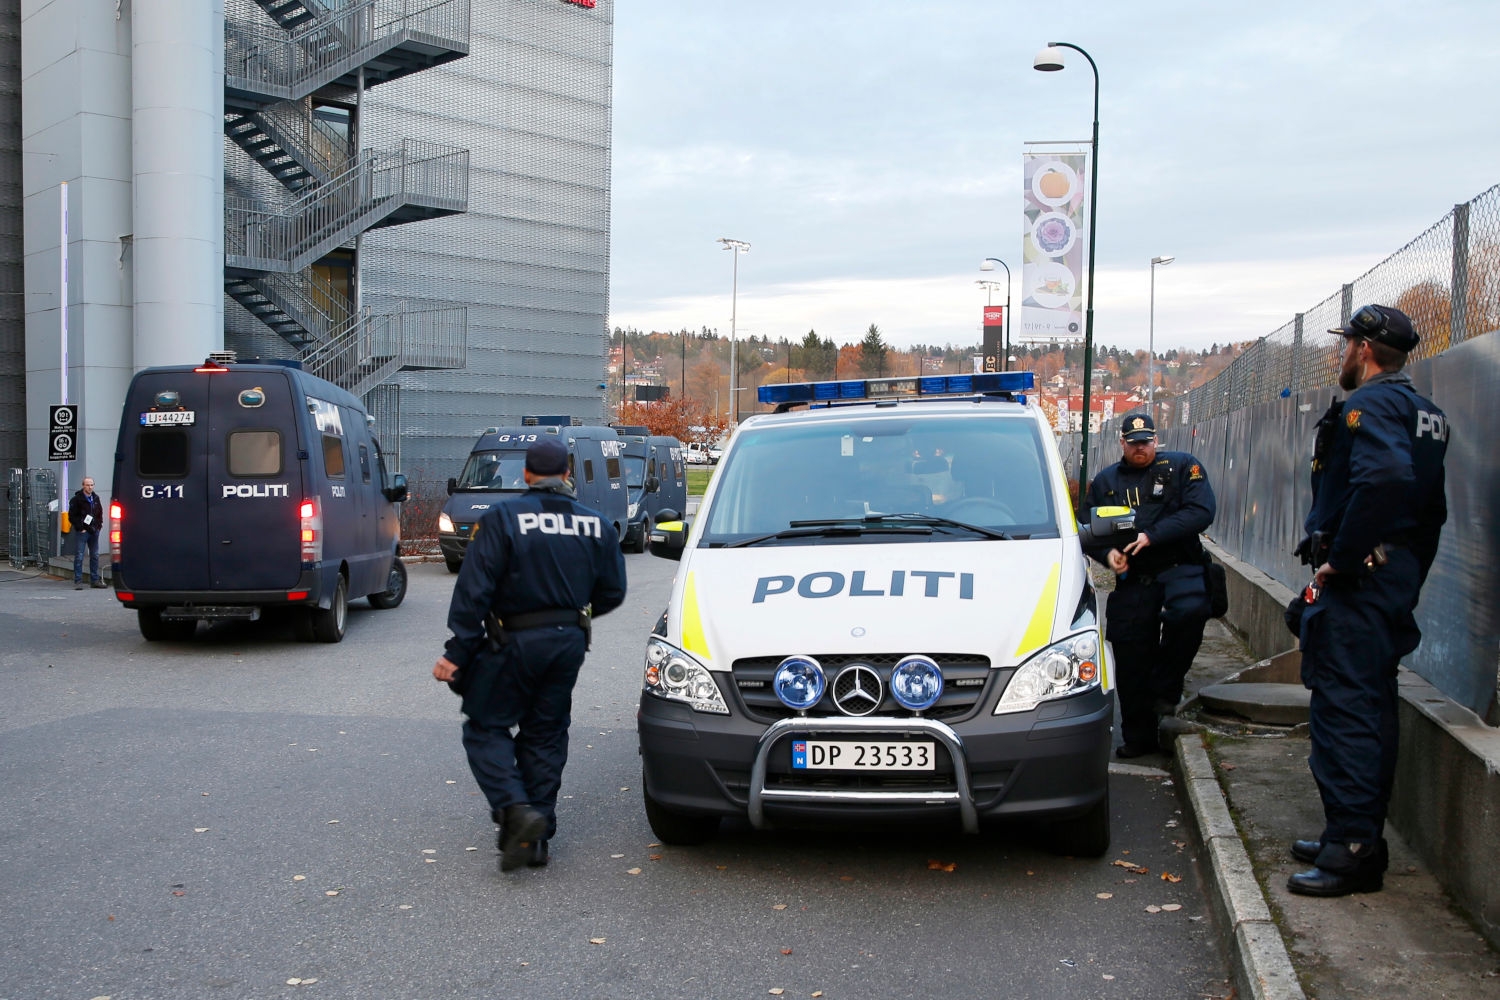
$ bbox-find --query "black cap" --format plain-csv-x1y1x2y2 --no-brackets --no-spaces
525,438,569,476
1120,412,1156,442
1328,304,1419,353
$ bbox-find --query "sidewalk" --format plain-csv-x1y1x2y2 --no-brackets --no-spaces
1165,621,1500,999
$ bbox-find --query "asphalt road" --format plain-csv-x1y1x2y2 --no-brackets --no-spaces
0,556,1230,1000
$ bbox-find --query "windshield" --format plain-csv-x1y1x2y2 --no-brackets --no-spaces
455,450,528,490
623,455,646,489
699,413,1058,545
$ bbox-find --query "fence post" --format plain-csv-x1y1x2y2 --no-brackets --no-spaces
1340,283,1353,325
1451,201,1470,345
1292,313,1304,393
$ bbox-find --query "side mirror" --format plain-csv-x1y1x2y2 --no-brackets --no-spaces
1077,505,1137,546
385,473,409,504
446,477,457,496
648,513,687,561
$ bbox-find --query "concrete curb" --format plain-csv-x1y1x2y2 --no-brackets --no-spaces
1176,733,1306,1000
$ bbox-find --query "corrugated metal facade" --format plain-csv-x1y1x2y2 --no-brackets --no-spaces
0,0,23,551
362,0,612,486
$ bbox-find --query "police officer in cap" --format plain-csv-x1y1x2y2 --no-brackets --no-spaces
1082,412,1217,758
1287,304,1448,897
433,437,627,872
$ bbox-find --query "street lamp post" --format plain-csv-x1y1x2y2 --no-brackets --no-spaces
1148,255,1174,422
717,237,750,424
1034,41,1100,493
978,257,1012,362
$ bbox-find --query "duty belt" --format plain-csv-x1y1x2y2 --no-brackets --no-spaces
485,607,592,650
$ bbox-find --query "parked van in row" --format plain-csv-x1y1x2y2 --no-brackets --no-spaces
111,357,409,643
437,417,627,572
614,427,687,552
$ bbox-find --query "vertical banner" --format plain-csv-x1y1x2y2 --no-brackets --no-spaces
1102,395,1114,425
981,305,1004,372
1022,148,1088,341
1055,396,1069,433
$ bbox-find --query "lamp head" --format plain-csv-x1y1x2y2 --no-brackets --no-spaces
1152,255,1175,266
979,259,996,272
1034,46,1066,71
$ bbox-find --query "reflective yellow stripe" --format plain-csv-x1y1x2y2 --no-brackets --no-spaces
680,570,710,660
1014,563,1061,658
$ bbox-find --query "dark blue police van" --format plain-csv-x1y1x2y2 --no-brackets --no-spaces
437,417,628,572
614,428,687,553
111,358,409,643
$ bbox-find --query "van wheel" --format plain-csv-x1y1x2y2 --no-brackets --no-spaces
306,575,348,643
444,557,462,574
1048,786,1111,857
630,518,651,554
643,778,719,845
368,557,407,609
137,607,195,642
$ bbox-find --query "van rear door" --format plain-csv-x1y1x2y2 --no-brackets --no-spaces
206,370,304,590
121,370,214,591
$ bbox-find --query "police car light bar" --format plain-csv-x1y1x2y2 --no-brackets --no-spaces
758,371,1035,407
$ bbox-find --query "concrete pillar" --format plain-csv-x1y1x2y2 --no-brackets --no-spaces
132,0,223,369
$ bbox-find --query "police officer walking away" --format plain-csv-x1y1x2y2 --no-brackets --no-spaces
1288,304,1448,897
1082,413,1217,758
432,438,627,872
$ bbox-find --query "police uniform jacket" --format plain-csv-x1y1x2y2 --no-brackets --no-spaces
1304,371,1448,578
1083,450,1216,578
69,489,103,535
444,484,627,671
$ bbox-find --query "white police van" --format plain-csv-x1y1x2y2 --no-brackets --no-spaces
637,371,1114,855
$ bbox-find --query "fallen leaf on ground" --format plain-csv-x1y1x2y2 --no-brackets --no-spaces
424,858,436,864
1112,860,1149,874
772,904,788,911
589,937,606,945
325,890,339,896
171,891,185,896
769,990,785,996
465,847,477,852
838,875,853,881
780,948,793,955
611,854,625,859
1161,872,1182,883
445,780,456,784
193,828,208,833
1096,892,1113,899
649,854,662,861
812,993,824,998
647,843,660,847
421,849,437,854
327,820,339,825
1102,974,1115,981
399,905,412,910
926,860,957,872
1220,762,1237,771
1161,903,1182,912
1145,905,1162,913
626,868,642,875
293,875,306,881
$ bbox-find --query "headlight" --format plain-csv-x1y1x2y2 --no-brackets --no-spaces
437,512,455,534
628,502,640,519
890,655,944,711
772,656,825,711
995,631,1101,714
643,638,729,715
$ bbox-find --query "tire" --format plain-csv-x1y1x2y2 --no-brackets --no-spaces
1048,786,1111,857
444,557,462,574
137,607,195,642
642,778,720,845
367,557,407,609
630,518,650,554
306,574,348,643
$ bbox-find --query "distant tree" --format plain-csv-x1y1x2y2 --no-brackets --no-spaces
858,323,888,377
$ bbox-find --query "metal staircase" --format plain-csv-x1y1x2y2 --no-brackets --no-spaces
224,0,471,399
225,0,470,111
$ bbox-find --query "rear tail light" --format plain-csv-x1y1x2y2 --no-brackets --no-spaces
109,500,122,548
299,498,322,563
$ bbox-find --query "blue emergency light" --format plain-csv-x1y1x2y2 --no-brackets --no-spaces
757,370,1034,407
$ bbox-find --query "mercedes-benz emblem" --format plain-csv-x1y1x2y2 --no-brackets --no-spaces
833,664,883,717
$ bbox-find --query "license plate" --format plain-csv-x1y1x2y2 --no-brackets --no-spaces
791,740,934,771
141,410,196,426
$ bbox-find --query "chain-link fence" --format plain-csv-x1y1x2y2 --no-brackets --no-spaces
1162,184,1500,425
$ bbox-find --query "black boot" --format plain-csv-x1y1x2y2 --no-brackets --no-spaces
1290,839,1321,864
1287,840,1384,896
499,804,546,872
526,840,550,867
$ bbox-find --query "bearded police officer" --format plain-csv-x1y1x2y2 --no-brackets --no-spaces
1288,304,1448,897
1082,413,1217,758
433,437,627,872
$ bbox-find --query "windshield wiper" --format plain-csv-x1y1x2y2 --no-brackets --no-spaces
856,512,1013,540
724,521,932,548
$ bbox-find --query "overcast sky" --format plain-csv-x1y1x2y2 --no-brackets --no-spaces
607,0,1500,355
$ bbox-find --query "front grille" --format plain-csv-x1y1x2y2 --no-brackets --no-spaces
732,653,994,722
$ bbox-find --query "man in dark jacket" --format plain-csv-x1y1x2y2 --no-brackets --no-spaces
1287,304,1448,897
432,438,627,872
1082,413,1217,757
69,476,106,590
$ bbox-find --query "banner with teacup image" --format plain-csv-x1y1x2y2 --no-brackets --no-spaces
1021,147,1089,342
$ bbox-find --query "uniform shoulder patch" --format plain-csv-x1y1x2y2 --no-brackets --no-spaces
1189,464,1203,480
1346,408,1362,431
